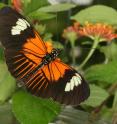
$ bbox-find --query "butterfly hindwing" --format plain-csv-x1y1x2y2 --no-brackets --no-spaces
25,59,90,105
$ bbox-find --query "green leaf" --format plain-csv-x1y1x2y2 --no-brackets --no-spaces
0,3,6,9
99,107,113,122
56,106,111,124
38,3,76,12
71,5,117,26
23,0,49,15
0,103,15,124
34,24,46,35
58,107,90,124
112,91,117,112
43,33,53,41
85,61,117,84
0,62,16,104
100,42,117,61
12,90,61,124
28,11,56,21
83,84,109,107
52,41,64,49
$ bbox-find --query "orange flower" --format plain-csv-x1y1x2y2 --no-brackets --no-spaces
12,0,22,12
79,22,117,42
62,22,80,41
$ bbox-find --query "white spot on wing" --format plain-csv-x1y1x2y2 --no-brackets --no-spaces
73,76,79,86
76,73,82,80
12,25,25,31
70,79,74,90
11,29,20,35
65,82,71,92
11,18,30,35
64,73,82,92
74,76,82,86
16,19,24,26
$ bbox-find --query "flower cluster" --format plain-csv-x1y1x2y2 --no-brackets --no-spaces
62,22,80,42
79,22,117,42
63,22,117,42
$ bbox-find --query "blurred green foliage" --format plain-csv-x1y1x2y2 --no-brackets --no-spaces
12,91,60,124
0,62,16,104
71,5,117,26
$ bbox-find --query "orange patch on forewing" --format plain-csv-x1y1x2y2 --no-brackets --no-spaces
22,30,47,64
23,52,41,64
22,30,55,65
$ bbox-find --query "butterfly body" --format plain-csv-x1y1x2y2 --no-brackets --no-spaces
0,7,90,105
42,48,61,65
25,48,61,78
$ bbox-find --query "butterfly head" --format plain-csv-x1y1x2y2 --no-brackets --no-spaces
42,48,61,65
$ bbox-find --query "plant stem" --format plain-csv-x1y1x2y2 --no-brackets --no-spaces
71,41,76,65
79,37,99,69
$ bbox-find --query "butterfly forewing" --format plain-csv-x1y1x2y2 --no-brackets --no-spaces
0,7,47,80
0,6,90,105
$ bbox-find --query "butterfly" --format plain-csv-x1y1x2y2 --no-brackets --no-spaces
0,6,90,105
